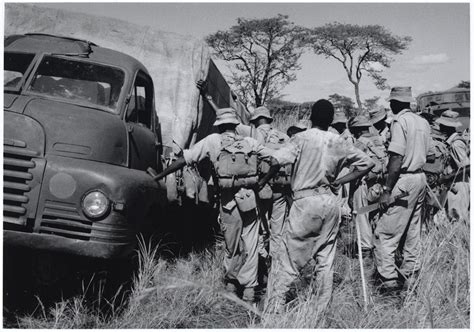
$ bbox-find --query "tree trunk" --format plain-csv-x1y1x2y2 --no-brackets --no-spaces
255,93,262,107
353,82,363,114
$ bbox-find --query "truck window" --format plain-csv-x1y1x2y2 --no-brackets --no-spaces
126,71,153,128
26,55,125,113
4,52,35,89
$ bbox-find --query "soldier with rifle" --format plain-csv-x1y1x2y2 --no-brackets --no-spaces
374,87,431,294
435,110,470,223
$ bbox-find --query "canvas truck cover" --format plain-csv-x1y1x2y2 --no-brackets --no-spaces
5,3,248,156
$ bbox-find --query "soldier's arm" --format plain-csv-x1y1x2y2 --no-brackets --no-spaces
333,144,375,187
257,157,280,190
154,135,213,181
378,118,406,209
196,79,219,112
153,157,186,181
383,152,404,191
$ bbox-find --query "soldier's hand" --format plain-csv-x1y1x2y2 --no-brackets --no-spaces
196,79,208,94
378,190,392,211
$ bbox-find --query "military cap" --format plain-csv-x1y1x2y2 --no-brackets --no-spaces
386,86,415,103
349,114,372,128
249,106,273,122
435,109,462,128
213,107,240,126
332,111,348,124
369,106,387,124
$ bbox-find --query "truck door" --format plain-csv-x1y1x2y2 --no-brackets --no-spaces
125,71,158,171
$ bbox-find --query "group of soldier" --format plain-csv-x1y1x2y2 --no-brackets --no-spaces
153,83,470,313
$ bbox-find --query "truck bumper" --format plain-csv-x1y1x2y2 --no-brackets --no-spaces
4,230,135,259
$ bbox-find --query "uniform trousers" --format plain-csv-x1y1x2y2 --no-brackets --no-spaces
266,192,341,312
219,190,260,299
447,181,470,223
373,173,426,287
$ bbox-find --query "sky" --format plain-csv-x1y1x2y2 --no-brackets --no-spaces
32,2,470,105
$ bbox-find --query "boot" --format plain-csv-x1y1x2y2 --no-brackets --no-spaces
242,287,255,304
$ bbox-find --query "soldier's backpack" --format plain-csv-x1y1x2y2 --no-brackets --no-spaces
259,129,292,186
424,138,450,186
356,136,386,176
215,136,259,189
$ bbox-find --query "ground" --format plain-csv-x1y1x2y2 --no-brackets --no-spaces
4,213,469,329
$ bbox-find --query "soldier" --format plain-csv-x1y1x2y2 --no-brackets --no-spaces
329,110,354,143
348,114,386,260
248,106,292,261
153,107,279,304
435,110,470,223
329,110,354,220
375,87,431,294
369,106,391,145
423,120,450,227
287,120,309,137
265,99,374,313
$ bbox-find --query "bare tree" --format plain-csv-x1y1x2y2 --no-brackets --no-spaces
310,22,412,112
206,14,306,108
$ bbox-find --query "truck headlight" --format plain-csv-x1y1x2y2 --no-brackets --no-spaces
82,191,110,219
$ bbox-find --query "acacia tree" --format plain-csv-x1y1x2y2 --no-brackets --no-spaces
328,93,355,117
363,96,381,111
310,23,412,112
206,14,306,108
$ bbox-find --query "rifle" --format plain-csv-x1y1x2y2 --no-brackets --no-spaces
353,190,409,215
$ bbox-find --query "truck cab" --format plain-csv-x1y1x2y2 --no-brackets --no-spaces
4,33,166,259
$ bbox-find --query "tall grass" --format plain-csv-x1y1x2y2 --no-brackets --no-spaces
11,214,469,329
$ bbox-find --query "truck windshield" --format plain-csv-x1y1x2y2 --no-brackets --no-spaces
4,52,35,89
26,55,125,113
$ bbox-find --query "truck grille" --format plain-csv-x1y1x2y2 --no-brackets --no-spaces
3,143,38,226
40,201,133,243
40,200,92,240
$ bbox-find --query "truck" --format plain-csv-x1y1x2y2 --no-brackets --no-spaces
417,87,470,131
4,4,249,261
4,33,168,259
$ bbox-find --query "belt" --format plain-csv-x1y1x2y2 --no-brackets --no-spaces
401,169,423,174
292,187,332,200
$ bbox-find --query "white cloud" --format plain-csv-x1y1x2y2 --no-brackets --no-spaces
411,53,450,65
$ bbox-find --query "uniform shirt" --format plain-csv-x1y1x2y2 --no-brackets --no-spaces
446,133,470,168
328,127,355,144
253,124,289,145
273,128,374,193
355,133,387,176
388,109,430,172
183,131,274,166
380,126,390,145
236,123,252,138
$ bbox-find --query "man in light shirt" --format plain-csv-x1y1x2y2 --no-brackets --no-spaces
265,99,374,313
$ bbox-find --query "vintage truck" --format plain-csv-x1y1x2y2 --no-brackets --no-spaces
4,4,249,261
4,33,168,259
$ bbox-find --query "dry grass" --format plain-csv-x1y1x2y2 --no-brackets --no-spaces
11,213,469,329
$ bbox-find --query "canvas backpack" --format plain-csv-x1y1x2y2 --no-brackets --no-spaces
215,136,259,189
424,139,450,176
259,129,292,186
356,136,386,177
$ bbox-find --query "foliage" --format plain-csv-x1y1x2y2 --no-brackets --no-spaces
363,96,381,112
206,14,307,108
457,80,470,89
309,22,412,111
12,216,469,329
328,93,355,117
